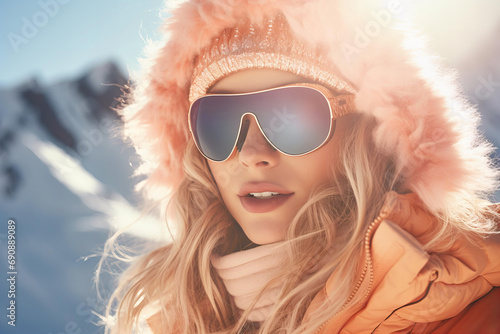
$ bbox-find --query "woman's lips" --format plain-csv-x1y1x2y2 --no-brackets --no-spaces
238,182,294,213
239,193,294,213
238,182,291,197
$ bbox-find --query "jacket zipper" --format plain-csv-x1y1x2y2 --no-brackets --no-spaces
315,211,389,334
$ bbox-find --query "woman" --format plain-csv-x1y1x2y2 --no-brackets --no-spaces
103,0,500,333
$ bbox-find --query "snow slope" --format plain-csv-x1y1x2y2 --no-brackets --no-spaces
0,61,167,333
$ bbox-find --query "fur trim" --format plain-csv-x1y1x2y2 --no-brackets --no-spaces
120,0,497,213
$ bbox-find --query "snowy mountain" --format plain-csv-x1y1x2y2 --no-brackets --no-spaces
459,25,500,148
0,61,167,334
458,24,500,201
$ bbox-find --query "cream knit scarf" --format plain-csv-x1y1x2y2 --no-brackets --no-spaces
211,242,287,322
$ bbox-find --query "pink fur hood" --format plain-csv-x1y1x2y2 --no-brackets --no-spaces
120,0,497,213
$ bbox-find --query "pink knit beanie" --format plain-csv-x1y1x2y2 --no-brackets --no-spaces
120,0,497,214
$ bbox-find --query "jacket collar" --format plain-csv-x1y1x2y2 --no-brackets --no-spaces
317,191,500,333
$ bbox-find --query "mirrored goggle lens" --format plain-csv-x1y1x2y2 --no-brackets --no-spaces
189,86,332,162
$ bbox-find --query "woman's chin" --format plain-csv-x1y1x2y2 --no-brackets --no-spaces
242,227,285,245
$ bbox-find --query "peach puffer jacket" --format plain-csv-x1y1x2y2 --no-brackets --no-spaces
305,191,500,334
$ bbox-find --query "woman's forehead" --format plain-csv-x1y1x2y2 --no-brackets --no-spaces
209,69,311,94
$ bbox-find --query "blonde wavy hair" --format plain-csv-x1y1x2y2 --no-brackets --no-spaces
99,113,497,334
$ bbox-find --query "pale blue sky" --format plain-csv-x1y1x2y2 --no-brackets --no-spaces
0,0,164,87
1,0,499,88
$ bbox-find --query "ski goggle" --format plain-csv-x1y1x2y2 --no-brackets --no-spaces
188,83,356,162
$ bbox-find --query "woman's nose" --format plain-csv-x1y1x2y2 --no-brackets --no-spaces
237,116,279,168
